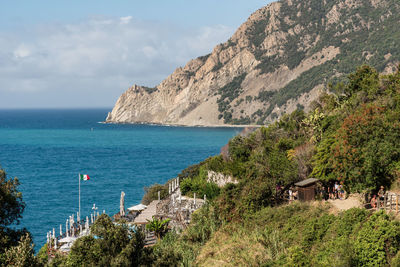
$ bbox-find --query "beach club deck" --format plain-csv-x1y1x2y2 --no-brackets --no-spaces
133,200,160,224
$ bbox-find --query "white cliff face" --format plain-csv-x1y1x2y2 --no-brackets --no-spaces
106,47,259,126
106,0,399,126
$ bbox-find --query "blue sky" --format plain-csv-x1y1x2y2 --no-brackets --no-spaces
0,0,273,108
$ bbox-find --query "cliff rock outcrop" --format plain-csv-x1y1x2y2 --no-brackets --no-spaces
106,0,400,126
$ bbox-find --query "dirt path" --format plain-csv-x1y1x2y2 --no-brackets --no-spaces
328,195,363,211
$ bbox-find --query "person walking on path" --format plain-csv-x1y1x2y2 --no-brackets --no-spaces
334,182,339,199
370,195,377,209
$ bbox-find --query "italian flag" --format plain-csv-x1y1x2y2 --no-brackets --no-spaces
80,174,90,181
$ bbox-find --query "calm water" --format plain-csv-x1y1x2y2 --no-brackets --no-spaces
0,109,240,250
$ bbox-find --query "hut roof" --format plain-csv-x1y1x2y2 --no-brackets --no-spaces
133,200,159,224
295,178,319,187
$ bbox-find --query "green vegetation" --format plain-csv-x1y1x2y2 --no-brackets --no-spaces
149,65,400,265
2,233,39,267
37,214,150,267
146,218,170,240
141,184,168,205
195,204,400,266
142,86,158,94
239,0,400,124
180,166,220,200
312,66,400,192
0,167,29,254
180,101,200,118
197,53,211,62
0,167,37,266
3,65,400,266
216,73,247,123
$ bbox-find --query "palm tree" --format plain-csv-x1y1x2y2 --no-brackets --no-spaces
145,217,170,240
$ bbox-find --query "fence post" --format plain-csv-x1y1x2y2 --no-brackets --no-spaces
396,194,399,213
384,194,387,210
390,195,393,211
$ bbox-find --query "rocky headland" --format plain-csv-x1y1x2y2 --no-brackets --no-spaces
106,0,400,126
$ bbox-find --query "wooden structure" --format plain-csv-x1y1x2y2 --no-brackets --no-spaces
376,192,399,213
295,178,319,201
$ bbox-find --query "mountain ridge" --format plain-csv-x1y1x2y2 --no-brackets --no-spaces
106,0,400,126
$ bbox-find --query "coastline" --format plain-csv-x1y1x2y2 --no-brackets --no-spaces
102,120,264,129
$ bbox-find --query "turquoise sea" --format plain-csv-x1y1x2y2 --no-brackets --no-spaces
0,109,240,250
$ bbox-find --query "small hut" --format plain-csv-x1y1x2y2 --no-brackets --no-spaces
295,178,319,201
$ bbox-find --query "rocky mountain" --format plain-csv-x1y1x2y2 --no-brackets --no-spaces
106,0,400,126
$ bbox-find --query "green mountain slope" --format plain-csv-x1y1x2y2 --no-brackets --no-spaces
107,0,400,126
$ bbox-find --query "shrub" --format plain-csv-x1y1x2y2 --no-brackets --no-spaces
142,184,168,205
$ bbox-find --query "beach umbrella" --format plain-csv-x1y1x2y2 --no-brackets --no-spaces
46,232,49,244
120,191,125,216
127,204,147,212
77,212,80,223
80,224,82,236
59,236,77,243
54,237,57,250
86,216,89,229
66,219,69,237
59,242,73,253
91,213,93,224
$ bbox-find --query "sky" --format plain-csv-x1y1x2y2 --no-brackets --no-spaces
0,0,273,108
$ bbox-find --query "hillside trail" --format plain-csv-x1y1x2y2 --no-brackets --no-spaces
327,195,363,212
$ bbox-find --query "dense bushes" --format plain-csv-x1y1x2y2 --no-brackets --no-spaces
0,168,28,254
312,65,400,192
44,214,149,266
141,184,168,205
194,203,400,266
150,204,222,266
139,65,400,266
180,166,220,200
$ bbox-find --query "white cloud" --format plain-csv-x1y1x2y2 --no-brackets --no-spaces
0,17,234,108
120,16,133,25
13,44,32,58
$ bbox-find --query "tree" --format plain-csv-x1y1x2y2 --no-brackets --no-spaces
346,65,380,99
142,184,168,205
302,108,325,143
67,214,146,266
2,233,39,267
0,167,28,253
313,104,400,192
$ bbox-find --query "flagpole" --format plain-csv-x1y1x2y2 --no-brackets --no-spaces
78,173,81,222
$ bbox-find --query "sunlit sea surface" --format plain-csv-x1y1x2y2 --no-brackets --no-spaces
0,109,241,250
